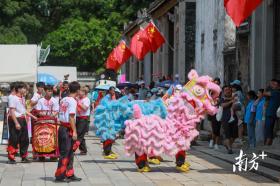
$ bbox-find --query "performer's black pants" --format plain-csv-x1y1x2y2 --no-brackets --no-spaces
55,126,74,179
7,118,29,160
103,139,114,156
76,118,89,153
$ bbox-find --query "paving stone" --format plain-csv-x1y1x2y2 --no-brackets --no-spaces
0,131,278,185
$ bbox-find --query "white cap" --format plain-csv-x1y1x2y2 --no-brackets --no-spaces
175,84,182,90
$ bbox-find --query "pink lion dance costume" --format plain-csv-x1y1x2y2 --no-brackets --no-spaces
124,70,221,172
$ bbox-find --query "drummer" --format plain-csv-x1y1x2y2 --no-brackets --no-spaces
36,85,59,117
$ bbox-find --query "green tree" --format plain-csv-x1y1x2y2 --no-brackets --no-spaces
0,0,154,71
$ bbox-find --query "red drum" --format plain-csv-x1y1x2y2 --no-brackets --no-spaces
32,116,59,159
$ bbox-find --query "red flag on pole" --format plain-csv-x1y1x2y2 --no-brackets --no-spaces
144,22,165,52
106,49,121,72
224,0,263,27
114,40,132,65
130,29,151,61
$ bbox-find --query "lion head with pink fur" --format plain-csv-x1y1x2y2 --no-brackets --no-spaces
180,69,221,116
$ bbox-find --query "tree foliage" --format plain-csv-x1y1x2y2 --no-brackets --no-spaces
0,0,153,71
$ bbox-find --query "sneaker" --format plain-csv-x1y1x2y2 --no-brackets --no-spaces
138,166,151,173
229,116,235,123
183,162,190,167
7,159,16,164
176,163,190,172
148,158,161,165
68,175,82,182
21,158,32,163
214,144,219,150
111,152,118,158
103,154,117,160
209,140,214,148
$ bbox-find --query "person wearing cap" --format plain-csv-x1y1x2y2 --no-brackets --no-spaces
229,80,245,145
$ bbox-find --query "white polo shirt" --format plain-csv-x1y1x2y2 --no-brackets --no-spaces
77,97,90,117
31,92,43,109
59,97,77,123
9,95,26,118
8,94,16,108
37,97,59,112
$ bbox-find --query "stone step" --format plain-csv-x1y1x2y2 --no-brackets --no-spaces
191,145,280,182
258,157,280,172
260,149,280,161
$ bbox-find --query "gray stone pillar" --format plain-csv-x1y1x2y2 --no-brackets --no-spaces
178,1,186,82
143,53,152,86
161,15,169,77
250,0,274,90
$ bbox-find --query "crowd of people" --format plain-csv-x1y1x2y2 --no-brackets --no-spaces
2,74,280,181
6,80,90,182
208,78,280,154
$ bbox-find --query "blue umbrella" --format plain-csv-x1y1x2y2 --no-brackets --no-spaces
38,73,59,85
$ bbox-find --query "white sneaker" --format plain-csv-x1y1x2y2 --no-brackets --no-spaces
209,140,214,148
229,116,235,123
214,144,219,150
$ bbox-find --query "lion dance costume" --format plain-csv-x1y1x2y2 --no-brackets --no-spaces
94,70,221,172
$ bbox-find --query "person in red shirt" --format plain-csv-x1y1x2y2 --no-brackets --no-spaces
55,81,81,183
76,87,91,155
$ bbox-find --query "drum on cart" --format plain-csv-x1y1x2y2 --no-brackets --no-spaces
32,116,59,161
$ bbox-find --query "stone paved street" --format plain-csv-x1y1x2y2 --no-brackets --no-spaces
0,132,278,186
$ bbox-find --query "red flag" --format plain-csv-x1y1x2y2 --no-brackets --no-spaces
114,40,132,65
106,49,121,71
224,0,263,27
144,22,165,52
130,29,151,61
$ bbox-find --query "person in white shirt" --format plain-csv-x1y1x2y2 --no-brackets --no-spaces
55,81,81,183
7,82,37,164
8,82,17,108
30,82,45,111
76,87,91,155
7,82,17,121
36,85,59,117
